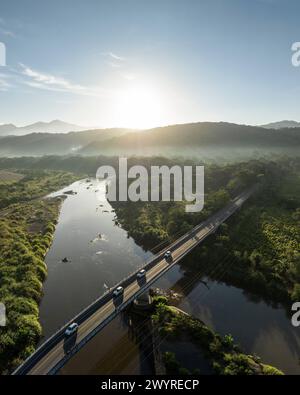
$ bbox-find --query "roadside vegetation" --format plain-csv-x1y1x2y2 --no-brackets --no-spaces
0,170,78,373
197,169,300,303
152,297,283,375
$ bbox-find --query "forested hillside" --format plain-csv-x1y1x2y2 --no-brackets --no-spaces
1,122,300,158
112,158,300,304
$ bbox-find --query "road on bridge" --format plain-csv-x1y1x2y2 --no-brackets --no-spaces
14,186,257,375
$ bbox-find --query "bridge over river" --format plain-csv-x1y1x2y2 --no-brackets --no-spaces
13,186,257,375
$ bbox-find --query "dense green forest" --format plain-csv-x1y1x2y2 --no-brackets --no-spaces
112,158,300,304
0,170,78,373
0,155,299,373
152,297,283,375
197,170,300,303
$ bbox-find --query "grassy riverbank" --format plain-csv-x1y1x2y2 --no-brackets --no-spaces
0,170,78,374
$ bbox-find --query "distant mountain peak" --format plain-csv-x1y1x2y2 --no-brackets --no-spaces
261,120,300,129
0,120,91,136
0,123,17,129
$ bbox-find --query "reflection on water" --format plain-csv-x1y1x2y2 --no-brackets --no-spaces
161,340,213,375
155,267,300,375
41,179,300,375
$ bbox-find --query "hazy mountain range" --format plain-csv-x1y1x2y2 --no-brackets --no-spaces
80,122,300,153
0,127,133,156
1,119,299,137
260,120,300,129
0,120,93,136
0,121,299,158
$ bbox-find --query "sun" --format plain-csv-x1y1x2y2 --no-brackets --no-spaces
114,83,164,129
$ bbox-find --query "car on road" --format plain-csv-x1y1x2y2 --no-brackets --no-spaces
164,250,172,261
113,286,124,297
137,269,146,278
65,323,78,337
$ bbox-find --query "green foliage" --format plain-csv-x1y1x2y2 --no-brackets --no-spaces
223,334,234,348
113,159,300,304
152,296,168,306
153,303,283,376
222,353,255,375
0,170,76,373
203,167,300,303
0,170,24,185
163,352,181,374
0,169,78,210
291,284,300,301
262,364,284,375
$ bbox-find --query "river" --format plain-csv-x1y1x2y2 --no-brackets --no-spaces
39,179,300,375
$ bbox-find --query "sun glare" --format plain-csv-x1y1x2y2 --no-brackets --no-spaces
114,83,164,129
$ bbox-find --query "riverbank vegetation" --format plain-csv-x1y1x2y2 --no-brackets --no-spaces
0,170,78,373
0,169,78,209
0,170,24,185
152,297,283,375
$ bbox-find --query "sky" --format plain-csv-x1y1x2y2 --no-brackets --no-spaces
0,0,300,128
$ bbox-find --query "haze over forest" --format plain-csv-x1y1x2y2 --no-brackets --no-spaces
0,120,299,159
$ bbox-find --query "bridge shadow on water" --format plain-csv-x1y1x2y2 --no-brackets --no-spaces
63,333,78,355
113,294,124,309
137,276,147,287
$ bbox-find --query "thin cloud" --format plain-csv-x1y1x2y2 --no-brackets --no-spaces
0,75,11,91
101,51,135,79
19,63,109,97
105,51,125,61
20,63,85,90
101,51,126,69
